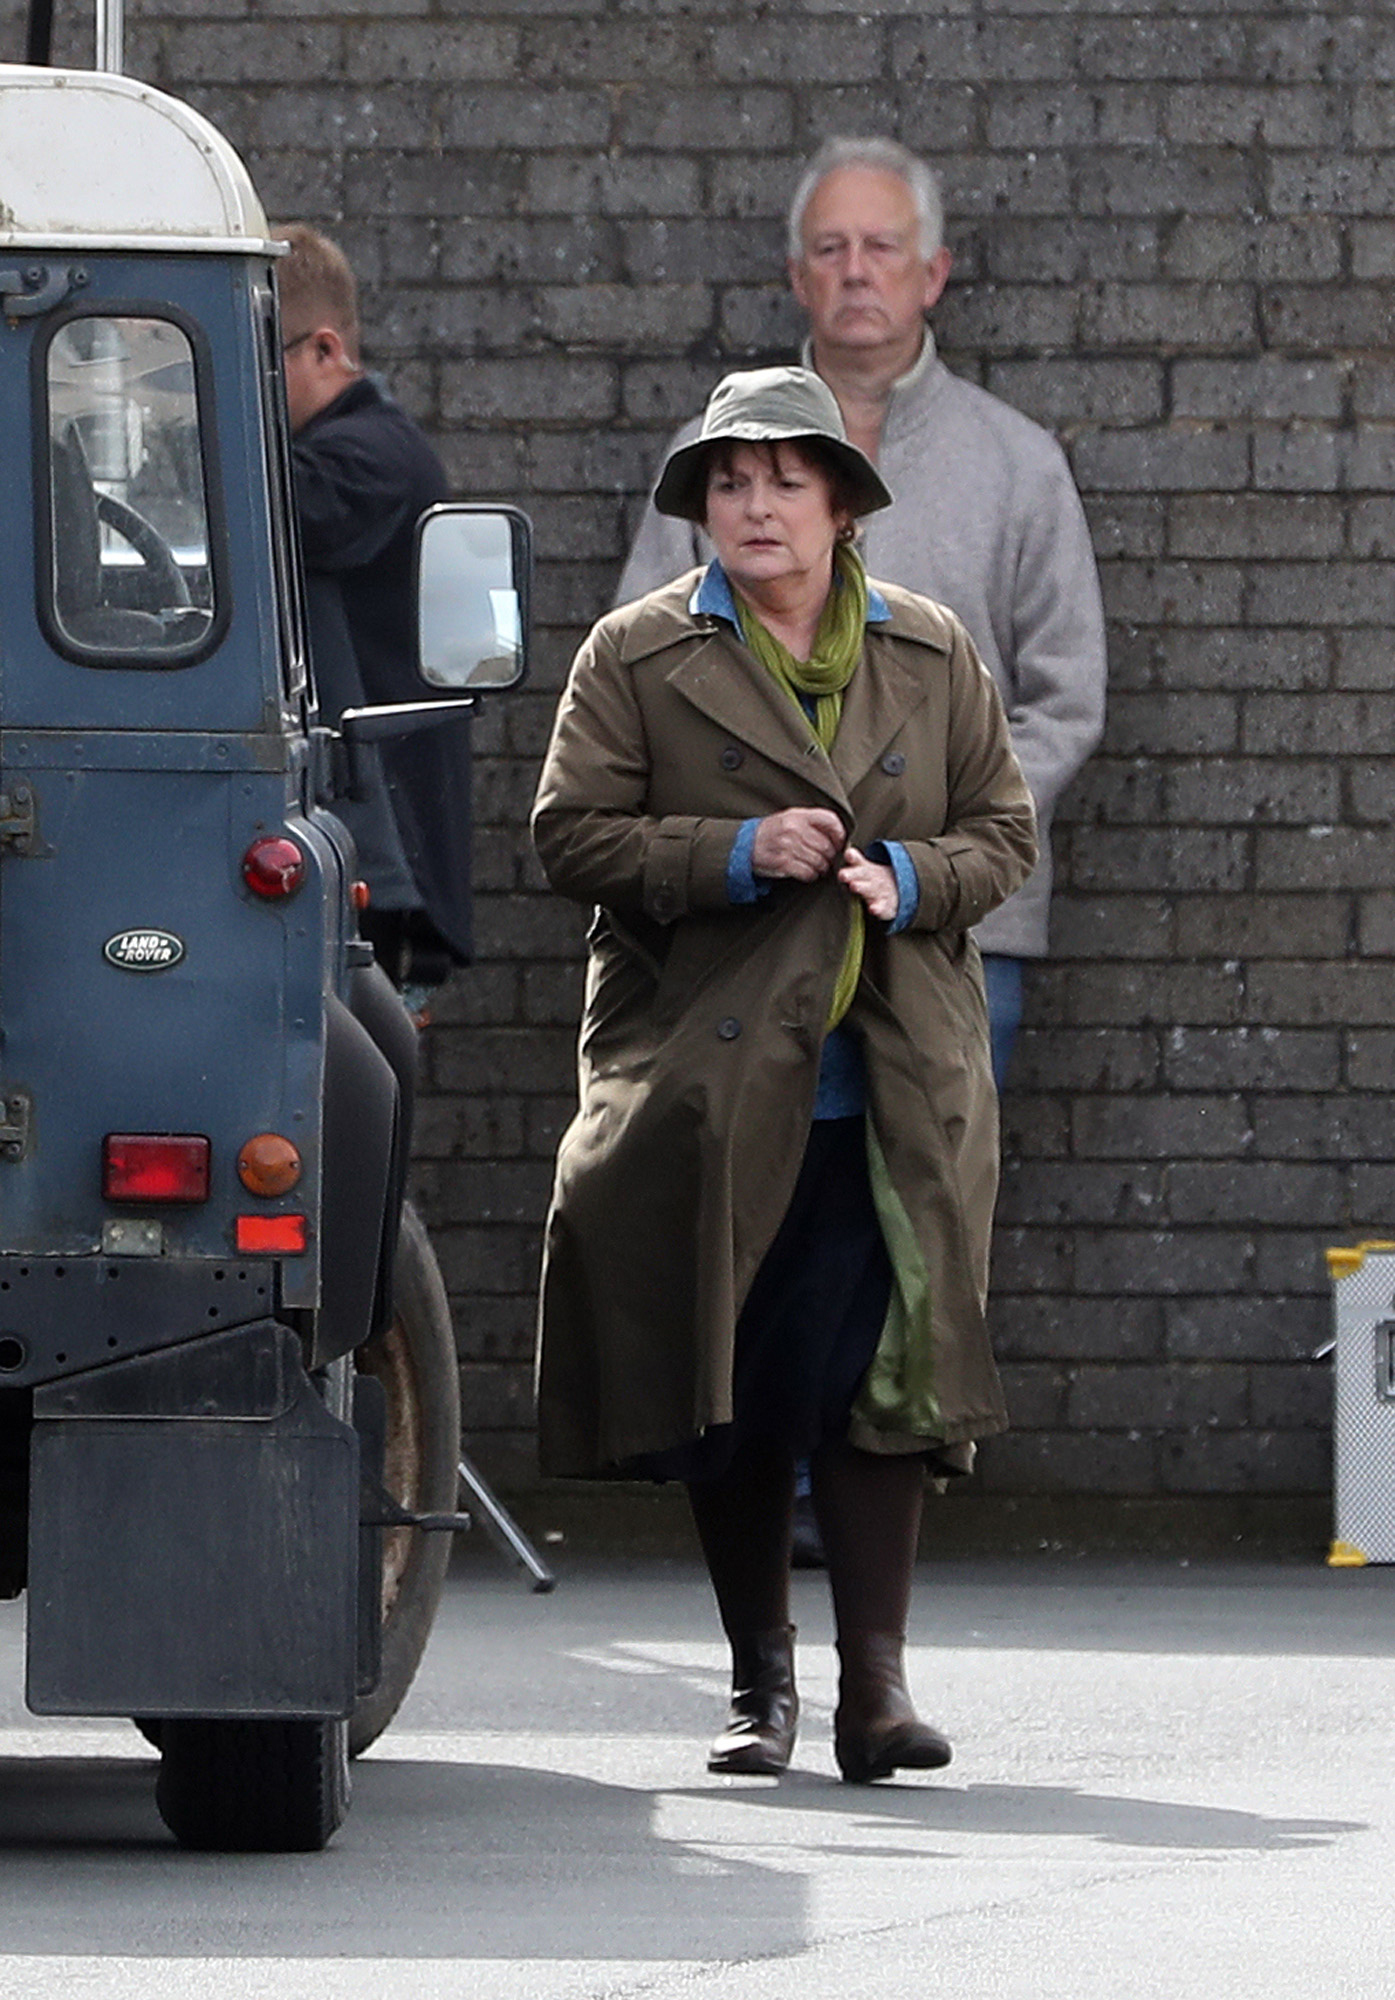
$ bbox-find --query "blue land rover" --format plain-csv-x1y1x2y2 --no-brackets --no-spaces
0,62,528,1848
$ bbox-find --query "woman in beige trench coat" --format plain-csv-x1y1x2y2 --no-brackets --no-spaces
532,368,1037,1783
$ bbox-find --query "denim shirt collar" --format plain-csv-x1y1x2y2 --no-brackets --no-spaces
690,559,891,627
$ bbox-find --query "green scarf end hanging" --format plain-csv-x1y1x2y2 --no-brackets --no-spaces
735,543,868,1028
851,1117,943,1440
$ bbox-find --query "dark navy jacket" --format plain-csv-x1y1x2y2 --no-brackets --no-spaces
294,374,473,963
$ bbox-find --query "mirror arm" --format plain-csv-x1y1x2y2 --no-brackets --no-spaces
308,725,352,807
338,698,478,744
310,704,476,806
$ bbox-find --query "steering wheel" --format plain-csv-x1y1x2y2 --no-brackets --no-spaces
95,491,191,608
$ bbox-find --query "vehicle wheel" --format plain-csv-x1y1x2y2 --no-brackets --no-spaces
350,1199,461,1756
155,1716,349,1852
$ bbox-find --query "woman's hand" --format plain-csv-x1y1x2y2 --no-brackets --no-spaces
751,807,847,882
838,846,899,922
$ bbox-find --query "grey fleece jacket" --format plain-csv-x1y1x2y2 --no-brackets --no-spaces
616,332,1107,958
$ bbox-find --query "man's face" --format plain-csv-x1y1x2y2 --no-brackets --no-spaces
790,166,951,362
281,325,354,433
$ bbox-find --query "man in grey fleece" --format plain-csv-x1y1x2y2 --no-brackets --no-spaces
617,135,1107,1088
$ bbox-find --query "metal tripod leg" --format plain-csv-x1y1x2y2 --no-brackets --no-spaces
457,1452,556,1593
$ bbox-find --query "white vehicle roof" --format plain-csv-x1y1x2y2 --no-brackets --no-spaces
0,64,279,254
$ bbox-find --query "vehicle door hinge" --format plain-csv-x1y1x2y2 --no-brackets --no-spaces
0,262,87,321
0,782,37,854
1,1090,32,1163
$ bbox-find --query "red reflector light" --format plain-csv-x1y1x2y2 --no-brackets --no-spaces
104,1134,210,1204
242,835,307,900
235,1214,308,1255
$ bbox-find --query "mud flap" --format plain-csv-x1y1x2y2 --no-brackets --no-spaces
25,1320,358,1717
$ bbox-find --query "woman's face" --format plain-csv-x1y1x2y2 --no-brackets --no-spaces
703,441,848,600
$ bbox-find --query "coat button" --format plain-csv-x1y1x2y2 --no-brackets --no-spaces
720,745,744,771
653,887,676,918
716,1016,742,1040
881,751,906,776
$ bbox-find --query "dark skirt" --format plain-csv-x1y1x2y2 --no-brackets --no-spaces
631,1116,891,1484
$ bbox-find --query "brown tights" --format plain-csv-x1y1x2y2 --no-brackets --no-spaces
809,1436,925,1636
686,1434,924,1640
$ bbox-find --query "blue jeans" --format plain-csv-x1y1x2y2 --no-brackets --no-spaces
981,953,1023,1093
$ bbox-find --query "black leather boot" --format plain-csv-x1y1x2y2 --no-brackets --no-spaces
687,1445,798,1775
834,1630,951,1783
707,1626,799,1775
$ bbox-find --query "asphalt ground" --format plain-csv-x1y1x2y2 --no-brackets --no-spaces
0,1543,1391,1998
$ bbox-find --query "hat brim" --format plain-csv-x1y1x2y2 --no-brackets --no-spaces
653,426,893,524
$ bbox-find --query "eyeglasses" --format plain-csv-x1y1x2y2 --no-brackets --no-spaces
281,331,313,356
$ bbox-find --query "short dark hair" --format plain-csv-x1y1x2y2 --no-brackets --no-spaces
272,222,361,363
700,436,861,526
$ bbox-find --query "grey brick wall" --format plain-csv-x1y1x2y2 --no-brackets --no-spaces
10,1,1393,1507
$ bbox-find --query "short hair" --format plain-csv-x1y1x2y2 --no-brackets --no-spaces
787,137,945,262
699,436,862,529
272,222,361,363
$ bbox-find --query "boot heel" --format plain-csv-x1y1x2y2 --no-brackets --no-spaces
708,1626,798,1776
835,1716,952,1784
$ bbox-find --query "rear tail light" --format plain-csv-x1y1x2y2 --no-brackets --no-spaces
103,1133,210,1204
242,835,306,899
235,1214,308,1255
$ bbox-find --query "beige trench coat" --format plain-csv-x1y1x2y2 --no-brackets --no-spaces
531,573,1038,1478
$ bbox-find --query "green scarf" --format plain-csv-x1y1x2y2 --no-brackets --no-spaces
740,548,943,1441
735,541,868,1028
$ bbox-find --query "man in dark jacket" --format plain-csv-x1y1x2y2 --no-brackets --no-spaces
277,223,470,991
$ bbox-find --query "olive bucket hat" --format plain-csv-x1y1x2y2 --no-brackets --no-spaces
652,365,894,524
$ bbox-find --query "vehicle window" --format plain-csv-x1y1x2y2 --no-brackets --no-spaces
44,315,217,662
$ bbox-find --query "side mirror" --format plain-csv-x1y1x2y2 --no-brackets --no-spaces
415,504,531,694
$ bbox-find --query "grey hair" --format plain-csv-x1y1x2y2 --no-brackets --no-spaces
786,136,945,262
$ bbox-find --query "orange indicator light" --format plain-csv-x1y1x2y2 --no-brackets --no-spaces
237,1133,302,1197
